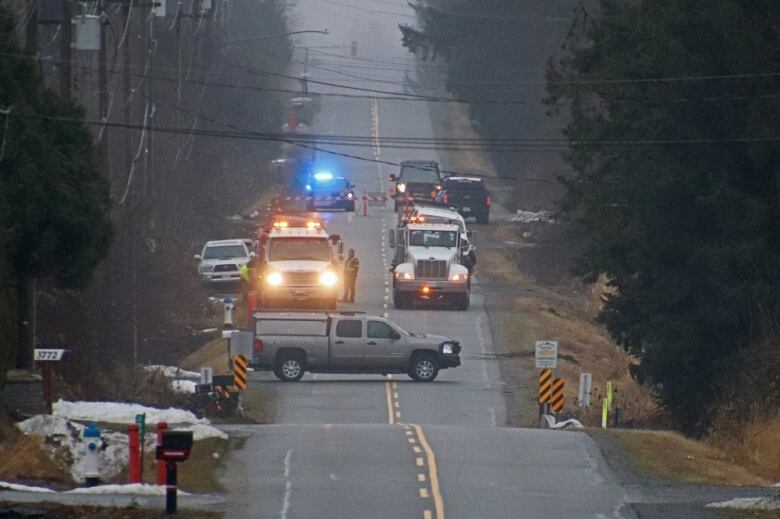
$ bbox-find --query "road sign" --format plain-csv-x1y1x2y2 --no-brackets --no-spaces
538,369,553,404
534,340,558,369
34,349,66,362
578,373,592,407
551,378,565,413
233,355,248,391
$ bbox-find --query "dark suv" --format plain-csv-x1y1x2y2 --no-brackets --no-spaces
390,160,442,211
436,177,492,224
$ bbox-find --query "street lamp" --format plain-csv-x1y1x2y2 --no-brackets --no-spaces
223,29,329,47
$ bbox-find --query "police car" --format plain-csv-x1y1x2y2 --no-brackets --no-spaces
305,171,356,212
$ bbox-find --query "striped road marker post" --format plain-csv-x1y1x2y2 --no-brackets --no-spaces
233,355,248,391
538,368,553,424
551,378,565,414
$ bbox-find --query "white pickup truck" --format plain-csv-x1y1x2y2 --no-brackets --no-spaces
252,312,461,382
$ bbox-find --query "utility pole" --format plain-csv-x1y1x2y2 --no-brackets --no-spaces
61,1,72,96
98,0,110,175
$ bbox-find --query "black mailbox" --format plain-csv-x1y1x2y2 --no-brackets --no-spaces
156,431,193,462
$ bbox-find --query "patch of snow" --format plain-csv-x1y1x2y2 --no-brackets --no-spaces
53,400,209,425
707,497,780,511
144,365,200,379
16,415,127,483
199,327,218,334
512,209,555,224
0,481,56,493
171,380,197,394
67,483,189,496
174,423,228,441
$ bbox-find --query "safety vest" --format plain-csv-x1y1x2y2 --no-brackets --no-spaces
344,256,360,273
239,263,251,281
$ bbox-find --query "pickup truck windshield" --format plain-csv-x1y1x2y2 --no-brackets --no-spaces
409,230,457,248
203,244,247,259
269,238,330,261
401,165,440,183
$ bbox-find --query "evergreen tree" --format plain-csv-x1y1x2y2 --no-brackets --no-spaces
0,6,113,374
547,0,780,432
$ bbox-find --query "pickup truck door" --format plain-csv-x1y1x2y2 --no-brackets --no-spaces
364,320,407,369
330,318,365,367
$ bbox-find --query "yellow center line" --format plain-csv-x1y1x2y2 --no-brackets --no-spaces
384,380,395,425
413,424,445,519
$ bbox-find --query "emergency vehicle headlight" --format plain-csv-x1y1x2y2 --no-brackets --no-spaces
441,343,455,355
314,171,333,181
395,271,413,280
273,221,288,229
347,192,354,199
397,183,406,193
449,272,467,282
421,286,431,295
319,270,338,287
266,272,284,286
306,221,321,229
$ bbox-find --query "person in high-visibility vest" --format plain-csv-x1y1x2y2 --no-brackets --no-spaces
341,248,360,303
240,253,259,299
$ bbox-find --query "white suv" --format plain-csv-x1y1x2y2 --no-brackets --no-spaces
195,239,254,286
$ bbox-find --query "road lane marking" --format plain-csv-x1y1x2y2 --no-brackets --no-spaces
413,424,445,519
416,457,424,466
418,474,426,482
385,381,395,424
419,488,429,498
413,446,421,453
424,511,432,519
280,449,293,519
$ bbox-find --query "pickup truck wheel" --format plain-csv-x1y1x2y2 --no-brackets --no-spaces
408,354,439,382
274,355,305,382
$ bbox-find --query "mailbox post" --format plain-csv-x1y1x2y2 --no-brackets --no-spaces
155,430,193,515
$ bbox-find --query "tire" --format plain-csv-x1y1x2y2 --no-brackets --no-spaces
393,290,407,309
274,354,305,382
476,213,490,225
408,353,439,382
454,291,470,311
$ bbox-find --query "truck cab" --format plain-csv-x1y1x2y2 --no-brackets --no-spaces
257,221,342,309
389,223,470,310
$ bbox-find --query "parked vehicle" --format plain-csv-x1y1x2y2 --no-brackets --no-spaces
305,171,356,212
436,176,491,224
252,311,461,382
390,160,443,212
195,239,254,287
389,222,470,310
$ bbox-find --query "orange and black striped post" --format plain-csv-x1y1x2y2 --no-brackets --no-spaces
233,355,248,391
538,369,553,422
551,377,565,413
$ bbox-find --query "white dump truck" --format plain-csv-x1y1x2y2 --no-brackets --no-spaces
389,222,470,310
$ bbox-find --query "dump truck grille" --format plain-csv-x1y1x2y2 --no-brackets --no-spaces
285,271,319,285
416,260,447,279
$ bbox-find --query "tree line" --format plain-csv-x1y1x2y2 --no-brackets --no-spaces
402,0,780,433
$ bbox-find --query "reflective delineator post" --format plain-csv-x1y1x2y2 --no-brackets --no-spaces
156,421,168,484
601,399,609,429
128,424,141,483
363,191,368,216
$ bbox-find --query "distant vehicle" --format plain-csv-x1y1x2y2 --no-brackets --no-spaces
436,176,491,224
389,160,443,212
195,239,254,287
252,311,462,382
389,221,470,310
256,220,343,310
305,171,355,212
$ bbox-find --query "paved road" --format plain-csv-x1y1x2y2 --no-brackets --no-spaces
219,2,773,518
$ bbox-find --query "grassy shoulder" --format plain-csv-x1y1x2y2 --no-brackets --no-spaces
606,428,770,487
477,222,658,428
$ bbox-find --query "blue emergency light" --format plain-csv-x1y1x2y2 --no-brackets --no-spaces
313,171,333,181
